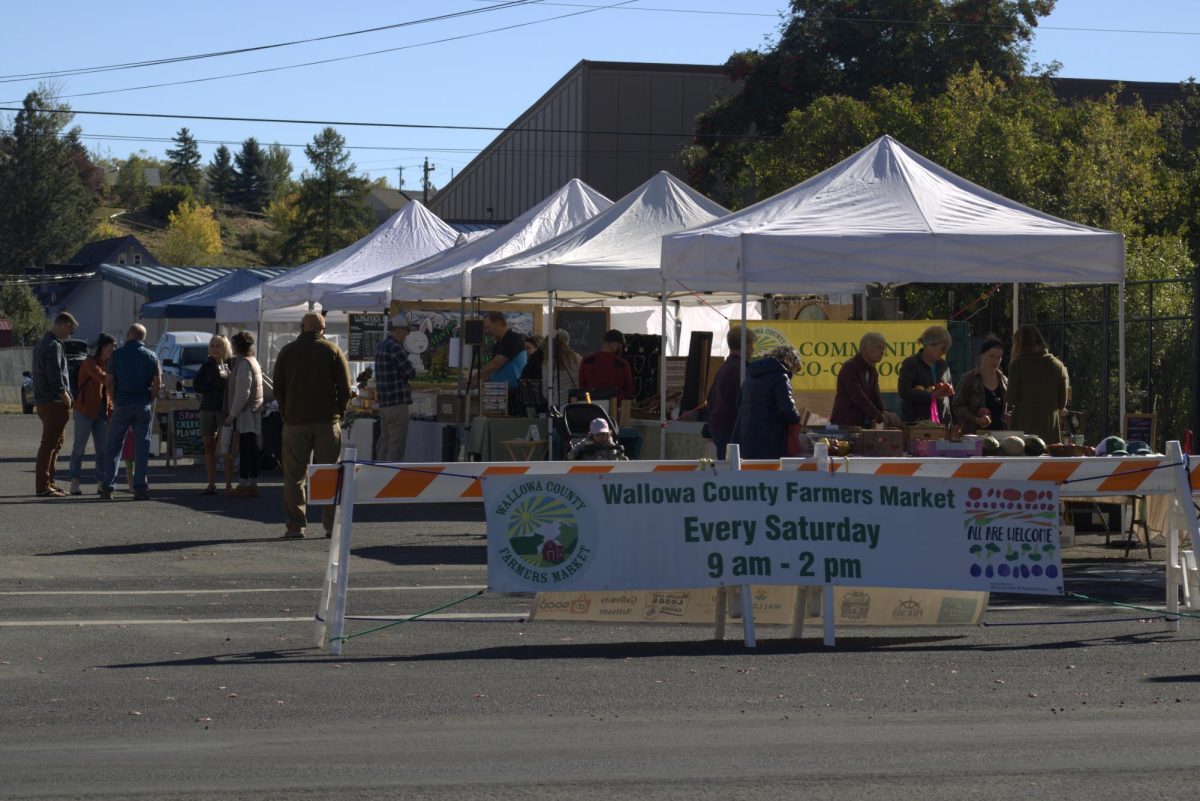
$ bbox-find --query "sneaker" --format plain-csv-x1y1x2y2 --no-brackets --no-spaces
133,490,150,501
201,485,217,496
226,486,245,497
98,489,113,500
69,479,81,496
281,529,304,540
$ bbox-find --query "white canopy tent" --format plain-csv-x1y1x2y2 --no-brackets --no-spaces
321,179,613,312
260,200,459,312
660,134,1128,416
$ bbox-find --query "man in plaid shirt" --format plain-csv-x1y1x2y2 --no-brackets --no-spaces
374,322,417,461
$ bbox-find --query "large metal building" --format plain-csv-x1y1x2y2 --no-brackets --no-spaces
429,60,741,223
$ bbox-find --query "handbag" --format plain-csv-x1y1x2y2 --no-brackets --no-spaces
218,422,234,455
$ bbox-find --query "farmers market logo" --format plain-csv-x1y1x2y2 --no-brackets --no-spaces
494,480,595,584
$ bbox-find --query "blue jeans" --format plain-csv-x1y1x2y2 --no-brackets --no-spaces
69,412,109,484
104,404,152,492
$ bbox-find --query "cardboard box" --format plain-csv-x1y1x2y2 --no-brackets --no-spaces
905,424,947,442
857,429,904,457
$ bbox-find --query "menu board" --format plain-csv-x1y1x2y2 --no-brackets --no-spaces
554,308,609,358
171,408,204,457
348,313,388,361
1124,413,1156,447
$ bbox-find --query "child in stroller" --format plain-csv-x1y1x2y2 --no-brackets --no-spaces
568,417,627,461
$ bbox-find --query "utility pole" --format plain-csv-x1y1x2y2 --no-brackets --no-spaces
397,166,404,189
422,157,435,205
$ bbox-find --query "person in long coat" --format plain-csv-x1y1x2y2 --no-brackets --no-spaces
1007,325,1069,444
730,345,802,460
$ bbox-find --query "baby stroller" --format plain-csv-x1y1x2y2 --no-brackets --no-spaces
549,402,618,460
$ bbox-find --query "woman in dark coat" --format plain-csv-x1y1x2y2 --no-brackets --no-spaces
730,345,802,460
897,324,953,423
951,338,1008,433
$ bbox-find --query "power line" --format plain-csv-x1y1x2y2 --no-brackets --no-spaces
0,1,542,84
0,0,640,104
0,105,767,140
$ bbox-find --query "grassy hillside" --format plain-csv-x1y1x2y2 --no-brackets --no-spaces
97,207,277,267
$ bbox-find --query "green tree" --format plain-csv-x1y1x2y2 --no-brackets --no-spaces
262,142,294,203
0,90,99,272
159,200,223,265
145,184,195,222
164,127,203,191
0,281,47,344
288,127,372,258
687,0,1056,204
233,137,267,211
205,145,236,207
113,153,151,208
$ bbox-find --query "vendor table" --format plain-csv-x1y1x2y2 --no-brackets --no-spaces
349,415,455,463
468,416,548,461
627,418,711,461
501,438,547,461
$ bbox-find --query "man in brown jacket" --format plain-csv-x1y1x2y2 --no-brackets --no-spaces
272,312,351,539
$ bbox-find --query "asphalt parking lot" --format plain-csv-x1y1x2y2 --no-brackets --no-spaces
2,411,1199,801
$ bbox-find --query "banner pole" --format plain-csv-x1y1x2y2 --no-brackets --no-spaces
325,446,358,655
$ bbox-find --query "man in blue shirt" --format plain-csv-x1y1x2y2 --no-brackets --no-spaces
101,324,161,500
373,322,417,461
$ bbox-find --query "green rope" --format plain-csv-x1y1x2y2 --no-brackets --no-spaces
332,589,486,642
1067,591,1200,621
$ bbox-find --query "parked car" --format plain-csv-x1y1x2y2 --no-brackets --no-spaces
19,338,88,413
153,331,211,390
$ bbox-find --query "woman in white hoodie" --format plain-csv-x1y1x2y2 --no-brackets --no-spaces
225,331,264,497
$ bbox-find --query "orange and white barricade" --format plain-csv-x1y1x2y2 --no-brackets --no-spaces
310,442,1200,652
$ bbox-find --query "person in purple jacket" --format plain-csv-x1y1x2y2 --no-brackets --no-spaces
830,332,903,428
704,327,755,459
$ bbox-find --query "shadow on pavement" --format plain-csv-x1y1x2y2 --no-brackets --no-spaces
351,544,487,566
40,537,287,555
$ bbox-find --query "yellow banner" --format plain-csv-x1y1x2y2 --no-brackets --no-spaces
746,320,944,392
531,586,986,626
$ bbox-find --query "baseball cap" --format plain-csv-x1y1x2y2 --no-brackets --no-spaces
1125,440,1153,455
1096,435,1128,456
589,418,611,435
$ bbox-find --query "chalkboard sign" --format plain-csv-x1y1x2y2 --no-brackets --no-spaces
348,313,388,361
172,408,204,457
554,308,609,358
1124,413,1156,447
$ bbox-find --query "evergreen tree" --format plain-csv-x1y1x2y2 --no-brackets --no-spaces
165,127,203,191
0,90,98,273
233,137,267,211
205,145,236,207
288,127,372,258
262,142,294,203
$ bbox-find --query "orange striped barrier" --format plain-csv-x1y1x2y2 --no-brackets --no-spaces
308,455,1200,506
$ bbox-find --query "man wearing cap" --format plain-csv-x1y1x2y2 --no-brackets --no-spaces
578,329,634,401
567,417,627,461
373,322,417,462
273,312,352,539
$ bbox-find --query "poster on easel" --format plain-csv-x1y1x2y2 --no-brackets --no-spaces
1124,413,1156,447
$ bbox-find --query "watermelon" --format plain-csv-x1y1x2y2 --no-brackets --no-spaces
1023,435,1047,456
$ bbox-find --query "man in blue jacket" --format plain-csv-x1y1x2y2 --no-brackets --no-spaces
101,324,161,501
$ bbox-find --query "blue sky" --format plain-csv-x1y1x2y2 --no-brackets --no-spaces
4,0,1199,189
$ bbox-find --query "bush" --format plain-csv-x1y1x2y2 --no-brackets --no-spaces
144,184,194,221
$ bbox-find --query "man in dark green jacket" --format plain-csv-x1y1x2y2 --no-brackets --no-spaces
272,312,351,539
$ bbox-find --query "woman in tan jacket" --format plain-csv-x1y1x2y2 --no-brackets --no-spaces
1007,325,1069,444
224,331,264,496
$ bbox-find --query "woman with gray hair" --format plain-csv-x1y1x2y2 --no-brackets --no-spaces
897,324,954,423
730,345,802,459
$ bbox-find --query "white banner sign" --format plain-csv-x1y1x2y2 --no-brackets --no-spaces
483,471,1062,596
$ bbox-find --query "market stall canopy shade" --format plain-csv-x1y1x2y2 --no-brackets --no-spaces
141,268,286,319
259,200,459,311
468,172,728,300
660,135,1125,294
387,178,613,305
